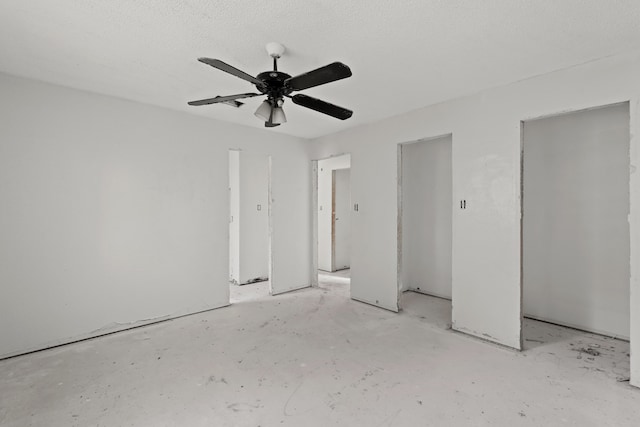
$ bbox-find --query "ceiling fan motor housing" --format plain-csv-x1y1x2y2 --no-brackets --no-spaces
256,71,293,102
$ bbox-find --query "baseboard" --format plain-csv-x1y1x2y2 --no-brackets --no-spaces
271,284,311,296
452,325,522,352
351,296,399,313
523,314,630,342
0,303,230,361
406,289,452,301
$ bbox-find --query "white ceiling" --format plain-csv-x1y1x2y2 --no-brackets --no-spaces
1,1,640,139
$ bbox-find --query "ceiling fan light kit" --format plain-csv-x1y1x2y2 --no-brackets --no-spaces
188,42,353,128
254,100,272,121
271,106,287,124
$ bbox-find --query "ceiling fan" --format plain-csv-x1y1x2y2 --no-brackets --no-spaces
188,42,353,128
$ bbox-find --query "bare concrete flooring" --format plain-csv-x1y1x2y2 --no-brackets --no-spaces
1,270,638,426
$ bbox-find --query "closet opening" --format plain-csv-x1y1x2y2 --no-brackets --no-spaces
521,102,630,381
398,135,453,329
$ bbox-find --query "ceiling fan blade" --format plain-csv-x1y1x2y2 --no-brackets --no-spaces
197,58,264,86
188,93,260,106
291,94,353,120
285,62,352,91
222,100,244,108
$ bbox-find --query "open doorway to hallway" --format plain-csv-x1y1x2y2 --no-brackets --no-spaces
228,149,272,304
398,135,453,330
315,154,351,295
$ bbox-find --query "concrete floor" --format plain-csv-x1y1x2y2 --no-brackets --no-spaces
1,270,638,426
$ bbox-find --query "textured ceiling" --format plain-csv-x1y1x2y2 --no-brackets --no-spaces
1,1,640,139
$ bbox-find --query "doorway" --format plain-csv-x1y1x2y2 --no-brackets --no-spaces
521,102,630,379
315,154,351,295
332,168,351,271
398,135,452,328
228,149,272,304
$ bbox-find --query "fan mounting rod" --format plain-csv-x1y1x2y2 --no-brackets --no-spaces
266,42,285,71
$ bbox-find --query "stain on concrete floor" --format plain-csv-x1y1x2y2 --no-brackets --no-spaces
0,270,638,426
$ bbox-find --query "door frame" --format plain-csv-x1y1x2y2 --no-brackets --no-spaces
331,169,337,271
228,149,274,299
311,153,352,287
331,168,351,271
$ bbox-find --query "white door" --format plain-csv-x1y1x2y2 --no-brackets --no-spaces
238,152,270,284
228,150,240,285
332,168,351,271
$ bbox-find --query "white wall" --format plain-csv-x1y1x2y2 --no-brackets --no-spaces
317,154,351,272
311,50,640,388
0,72,312,358
523,104,630,339
229,150,240,284
400,136,452,299
238,151,269,284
